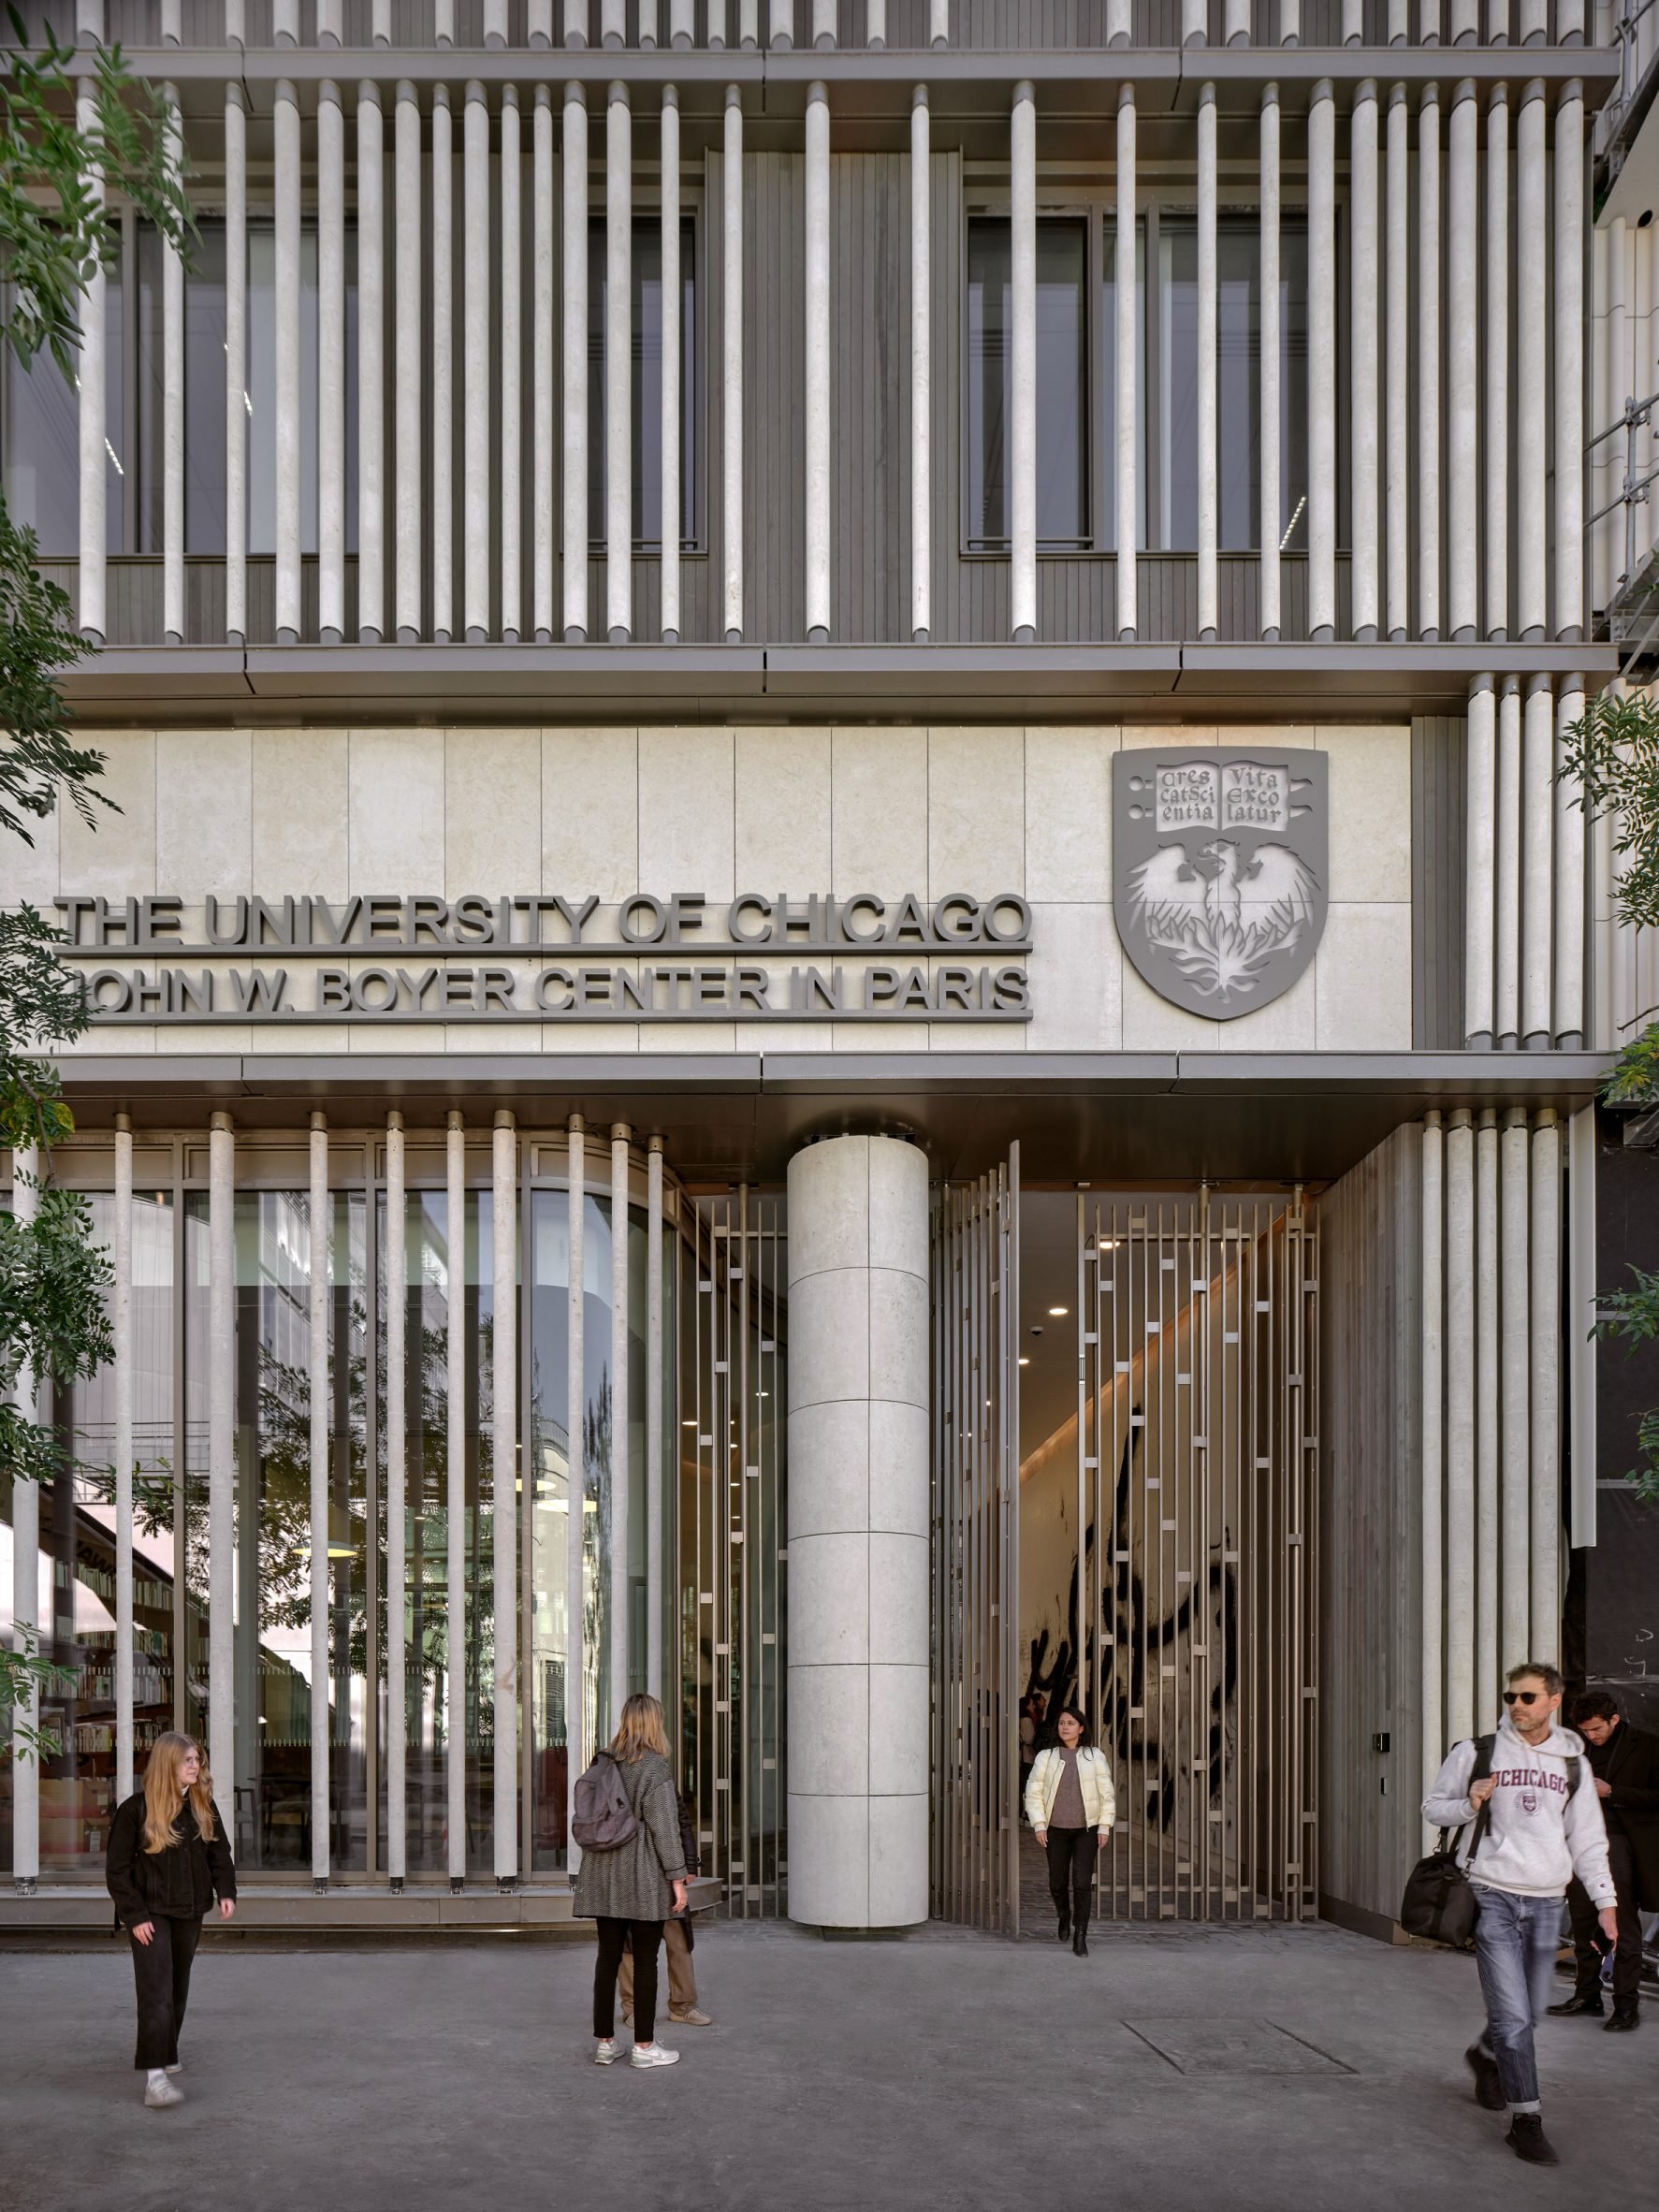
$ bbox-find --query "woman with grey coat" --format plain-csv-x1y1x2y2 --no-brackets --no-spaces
575,1692,689,2070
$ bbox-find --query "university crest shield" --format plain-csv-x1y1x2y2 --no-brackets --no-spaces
1113,747,1329,1021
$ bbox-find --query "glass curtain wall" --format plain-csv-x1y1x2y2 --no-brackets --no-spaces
372,1187,500,1878
0,1193,175,1874
183,1190,371,1872
522,1184,662,1872
5,1160,682,1885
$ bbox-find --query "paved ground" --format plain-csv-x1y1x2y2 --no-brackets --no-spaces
2,1919,1654,2212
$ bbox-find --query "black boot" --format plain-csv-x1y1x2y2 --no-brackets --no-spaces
1055,1909,1070,1943
1603,2001,1640,2032
1504,2115,1560,2167
1465,2044,1506,2112
1546,1989,1605,2017
1071,1925,1088,1957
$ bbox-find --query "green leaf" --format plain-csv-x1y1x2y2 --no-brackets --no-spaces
1602,1021,1659,1106
0,1181,114,1403
0,10,196,382
0,491,107,840
1558,692,1659,937
1593,1261,1659,1346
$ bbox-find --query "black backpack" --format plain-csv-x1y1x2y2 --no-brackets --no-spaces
571,1751,639,1853
1400,1735,1582,1947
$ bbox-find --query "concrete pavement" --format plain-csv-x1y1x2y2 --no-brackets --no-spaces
1,1920,1653,2212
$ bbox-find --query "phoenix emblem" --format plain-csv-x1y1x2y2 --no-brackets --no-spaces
1126,837,1320,1003
1113,750,1329,1020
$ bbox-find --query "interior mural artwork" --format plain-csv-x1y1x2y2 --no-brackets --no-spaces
1019,1201,1317,1920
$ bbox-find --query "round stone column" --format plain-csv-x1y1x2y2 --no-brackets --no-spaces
786,1134,930,1928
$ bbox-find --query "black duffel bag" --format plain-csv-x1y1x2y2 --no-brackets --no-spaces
1399,1734,1495,1949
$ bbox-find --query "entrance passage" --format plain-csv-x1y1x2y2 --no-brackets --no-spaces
680,1191,788,1919
1018,1195,1320,1926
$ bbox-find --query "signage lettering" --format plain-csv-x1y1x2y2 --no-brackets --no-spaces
58,891,1035,1026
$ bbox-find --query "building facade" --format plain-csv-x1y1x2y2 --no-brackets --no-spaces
3,0,1657,1938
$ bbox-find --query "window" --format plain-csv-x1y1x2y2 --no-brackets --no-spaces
588,214,696,547
2,218,359,561
245,220,359,558
1,237,124,557
962,201,1311,561
967,216,1088,551
138,221,237,556
1150,213,1308,552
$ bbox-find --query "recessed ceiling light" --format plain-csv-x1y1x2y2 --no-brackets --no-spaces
1018,1356,1030,1367
1049,1304,1069,1317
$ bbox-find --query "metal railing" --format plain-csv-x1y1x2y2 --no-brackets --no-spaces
1590,385,1659,672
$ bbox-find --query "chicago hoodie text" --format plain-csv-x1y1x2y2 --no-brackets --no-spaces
1421,1716,1615,1908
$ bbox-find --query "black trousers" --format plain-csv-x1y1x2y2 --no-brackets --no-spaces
1566,1832,1645,2004
594,1917,663,2042
128,1914,202,2070
1044,1826,1099,1933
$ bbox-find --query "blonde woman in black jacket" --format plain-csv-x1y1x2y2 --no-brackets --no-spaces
106,1733,237,2107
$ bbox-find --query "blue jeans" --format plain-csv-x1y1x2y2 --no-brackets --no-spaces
1472,1885,1561,2114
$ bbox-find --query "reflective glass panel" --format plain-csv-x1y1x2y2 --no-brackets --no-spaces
1156,215,1309,552
0,1193,175,1873
184,1190,371,1871
967,217,1088,551
588,216,697,548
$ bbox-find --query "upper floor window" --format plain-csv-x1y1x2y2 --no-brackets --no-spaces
966,216,1088,552
2,240,124,558
1,216,360,561
963,203,1309,559
1151,212,1308,554
588,214,697,548
244,219,360,559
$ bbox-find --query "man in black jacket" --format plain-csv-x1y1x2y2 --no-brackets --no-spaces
1548,1689,1659,2030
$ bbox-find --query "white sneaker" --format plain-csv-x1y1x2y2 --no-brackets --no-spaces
143,2078,185,2108
594,2039,623,2065
165,2063,182,2076
630,2043,681,2070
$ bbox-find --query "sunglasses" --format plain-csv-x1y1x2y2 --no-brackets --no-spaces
1503,1689,1548,1707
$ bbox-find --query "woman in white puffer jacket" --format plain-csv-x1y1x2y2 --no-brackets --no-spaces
1023,1703,1116,1956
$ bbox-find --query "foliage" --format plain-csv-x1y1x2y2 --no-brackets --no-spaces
1601,1023,1659,1108
1592,1267,1659,1506
1559,690,1659,937
0,15,188,1754
0,500,106,840
0,7,194,381
0,1628,74,1765
0,901,84,1147
0,1171,114,1487
1558,691,1659,1502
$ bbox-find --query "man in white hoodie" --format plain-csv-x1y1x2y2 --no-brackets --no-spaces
1422,1659,1619,2169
